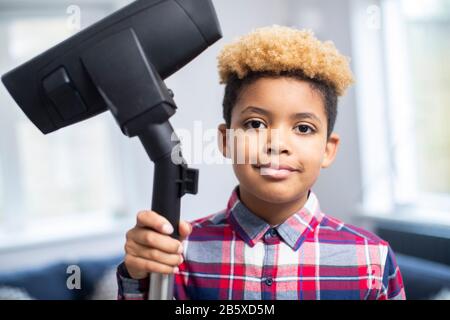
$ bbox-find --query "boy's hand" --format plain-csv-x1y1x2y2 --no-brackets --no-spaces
123,210,192,280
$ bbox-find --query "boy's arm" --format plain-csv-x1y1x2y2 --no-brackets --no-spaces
116,261,149,300
378,244,406,300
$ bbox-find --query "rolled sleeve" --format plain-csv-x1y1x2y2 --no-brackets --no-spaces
116,261,149,300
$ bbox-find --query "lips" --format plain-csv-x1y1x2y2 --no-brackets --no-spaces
252,163,299,179
254,163,298,171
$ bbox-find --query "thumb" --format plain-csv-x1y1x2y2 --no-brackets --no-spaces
179,220,192,241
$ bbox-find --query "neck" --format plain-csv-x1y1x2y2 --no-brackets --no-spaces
238,186,309,226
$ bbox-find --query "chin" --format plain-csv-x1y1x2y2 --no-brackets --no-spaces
253,183,303,204
235,165,311,203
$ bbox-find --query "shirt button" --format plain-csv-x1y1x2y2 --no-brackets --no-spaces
270,228,277,237
265,277,273,286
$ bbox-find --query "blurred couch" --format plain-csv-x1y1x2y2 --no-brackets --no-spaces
0,255,123,300
396,253,450,299
0,253,449,299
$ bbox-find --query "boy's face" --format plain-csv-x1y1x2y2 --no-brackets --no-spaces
218,77,340,208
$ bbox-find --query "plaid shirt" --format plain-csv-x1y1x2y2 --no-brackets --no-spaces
117,186,406,300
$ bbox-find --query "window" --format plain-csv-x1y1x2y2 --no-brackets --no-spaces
0,3,132,246
395,0,450,199
351,0,450,225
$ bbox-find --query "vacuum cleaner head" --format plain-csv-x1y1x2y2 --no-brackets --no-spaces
1,0,222,135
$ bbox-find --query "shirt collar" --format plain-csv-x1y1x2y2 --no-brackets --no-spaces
226,185,323,251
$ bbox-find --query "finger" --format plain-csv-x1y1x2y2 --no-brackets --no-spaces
125,254,178,275
179,220,192,241
135,210,174,235
127,241,183,266
129,228,182,254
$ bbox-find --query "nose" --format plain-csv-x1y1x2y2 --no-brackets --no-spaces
265,127,291,156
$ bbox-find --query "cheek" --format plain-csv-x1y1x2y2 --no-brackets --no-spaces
231,134,260,180
292,139,326,169
230,131,264,164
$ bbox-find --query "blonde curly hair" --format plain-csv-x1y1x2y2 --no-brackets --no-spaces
217,25,354,96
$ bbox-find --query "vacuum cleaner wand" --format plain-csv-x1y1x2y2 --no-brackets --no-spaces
1,0,222,300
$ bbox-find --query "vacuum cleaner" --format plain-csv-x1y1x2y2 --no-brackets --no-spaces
1,0,222,300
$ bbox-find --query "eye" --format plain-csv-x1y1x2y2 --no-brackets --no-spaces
244,119,267,130
295,124,315,134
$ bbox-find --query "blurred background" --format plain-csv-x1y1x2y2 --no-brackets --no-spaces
0,0,448,300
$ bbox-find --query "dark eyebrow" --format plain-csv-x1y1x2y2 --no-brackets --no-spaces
240,106,271,116
241,106,322,125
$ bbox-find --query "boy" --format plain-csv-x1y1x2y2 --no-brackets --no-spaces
117,25,406,300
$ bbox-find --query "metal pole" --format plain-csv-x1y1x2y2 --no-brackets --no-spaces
149,273,175,300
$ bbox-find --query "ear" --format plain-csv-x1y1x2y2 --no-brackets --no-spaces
321,132,340,169
217,123,231,159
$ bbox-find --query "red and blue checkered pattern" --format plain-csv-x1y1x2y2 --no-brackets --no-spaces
117,186,405,300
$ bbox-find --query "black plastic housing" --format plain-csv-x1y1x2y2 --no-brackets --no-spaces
1,0,222,134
